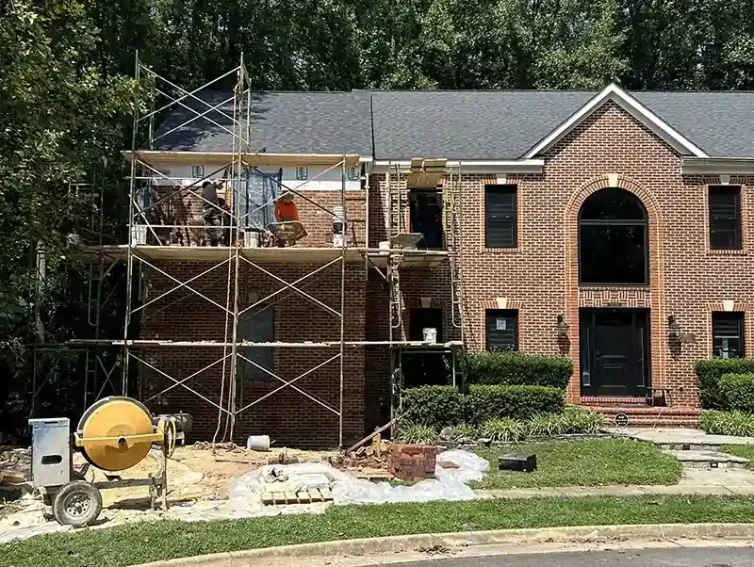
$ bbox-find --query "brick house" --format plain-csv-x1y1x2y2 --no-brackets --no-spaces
113,83,754,446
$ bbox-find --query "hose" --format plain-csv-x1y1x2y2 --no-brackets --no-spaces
164,417,178,458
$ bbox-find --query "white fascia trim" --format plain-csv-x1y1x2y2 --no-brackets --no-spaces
682,157,754,176
371,159,544,174
524,83,709,159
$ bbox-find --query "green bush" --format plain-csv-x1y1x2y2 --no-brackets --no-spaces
695,358,754,409
480,418,527,442
526,407,605,437
699,410,754,437
401,386,464,429
719,373,754,414
394,423,439,443
464,385,564,425
464,351,573,389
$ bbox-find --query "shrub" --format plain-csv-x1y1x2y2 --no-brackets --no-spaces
439,424,479,441
480,418,527,442
525,407,604,437
394,423,439,443
464,351,573,389
695,358,754,409
699,410,754,437
401,386,464,429
719,373,754,414
464,385,564,425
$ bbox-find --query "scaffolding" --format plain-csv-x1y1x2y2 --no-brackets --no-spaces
30,54,465,447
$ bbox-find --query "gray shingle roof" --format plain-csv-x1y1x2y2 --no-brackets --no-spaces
152,88,754,159
152,91,372,155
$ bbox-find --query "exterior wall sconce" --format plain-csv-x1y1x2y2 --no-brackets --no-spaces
668,315,680,339
557,315,569,339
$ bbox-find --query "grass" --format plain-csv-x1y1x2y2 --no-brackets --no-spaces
472,439,682,489
3,495,754,567
722,444,754,469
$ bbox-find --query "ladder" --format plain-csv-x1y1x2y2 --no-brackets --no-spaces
387,163,404,331
444,165,464,335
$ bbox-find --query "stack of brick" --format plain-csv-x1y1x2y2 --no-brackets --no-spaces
389,443,438,481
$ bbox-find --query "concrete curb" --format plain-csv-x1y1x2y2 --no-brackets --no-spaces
130,523,754,567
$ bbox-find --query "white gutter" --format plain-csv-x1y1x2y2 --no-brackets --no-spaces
681,157,754,176
372,159,544,174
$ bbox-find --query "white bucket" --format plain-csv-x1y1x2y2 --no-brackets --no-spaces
244,230,260,248
131,225,147,245
423,328,438,344
333,233,344,248
246,435,271,451
378,240,390,251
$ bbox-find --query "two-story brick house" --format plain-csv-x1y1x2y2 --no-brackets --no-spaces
109,81,754,447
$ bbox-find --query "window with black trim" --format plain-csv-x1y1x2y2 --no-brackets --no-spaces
238,307,275,381
709,186,742,250
712,312,745,359
485,309,518,351
579,188,648,284
485,185,517,248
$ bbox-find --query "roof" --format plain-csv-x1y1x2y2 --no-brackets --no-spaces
151,88,754,160
151,91,372,156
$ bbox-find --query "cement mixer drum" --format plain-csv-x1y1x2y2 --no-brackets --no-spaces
76,397,155,471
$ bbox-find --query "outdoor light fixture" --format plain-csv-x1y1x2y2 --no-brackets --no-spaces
668,315,680,339
557,315,569,339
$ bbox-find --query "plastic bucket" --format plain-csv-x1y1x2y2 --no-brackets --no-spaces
423,328,438,344
246,435,271,451
244,230,260,248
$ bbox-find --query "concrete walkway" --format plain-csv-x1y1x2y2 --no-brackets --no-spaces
603,427,754,447
475,468,754,500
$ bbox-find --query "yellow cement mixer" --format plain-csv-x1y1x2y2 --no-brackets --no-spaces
29,397,191,527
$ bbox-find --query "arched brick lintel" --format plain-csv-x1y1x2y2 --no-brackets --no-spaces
563,175,666,404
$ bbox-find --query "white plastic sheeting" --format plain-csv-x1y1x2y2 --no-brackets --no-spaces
229,449,489,508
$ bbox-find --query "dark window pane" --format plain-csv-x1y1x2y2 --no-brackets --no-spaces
709,186,742,250
485,185,517,248
486,309,518,351
712,312,745,358
580,224,647,284
238,307,275,381
578,188,648,284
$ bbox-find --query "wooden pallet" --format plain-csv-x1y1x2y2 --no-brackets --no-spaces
262,487,333,505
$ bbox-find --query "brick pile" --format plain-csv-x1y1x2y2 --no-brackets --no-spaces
389,443,438,481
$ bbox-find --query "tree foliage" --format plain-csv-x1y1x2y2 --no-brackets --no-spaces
2,0,754,437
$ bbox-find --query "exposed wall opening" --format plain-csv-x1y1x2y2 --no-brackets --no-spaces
409,190,443,249
579,188,648,285
401,308,449,387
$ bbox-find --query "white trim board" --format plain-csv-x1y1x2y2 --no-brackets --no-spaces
524,83,709,159
371,160,544,174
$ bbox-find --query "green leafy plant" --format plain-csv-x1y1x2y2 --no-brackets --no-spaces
401,386,464,429
719,373,754,414
480,418,527,442
394,422,439,443
525,407,604,437
695,358,754,409
464,385,564,425
699,410,754,437
441,424,479,441
464,351,573,389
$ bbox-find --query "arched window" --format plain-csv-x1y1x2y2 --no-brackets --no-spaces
579,188,648,284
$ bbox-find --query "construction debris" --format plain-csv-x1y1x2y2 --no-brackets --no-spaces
0,447,31,486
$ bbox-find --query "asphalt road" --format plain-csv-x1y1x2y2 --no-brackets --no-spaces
379,547,754,567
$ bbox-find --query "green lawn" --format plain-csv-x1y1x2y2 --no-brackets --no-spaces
472,439,682,489
4,496,754,567
721,444,754,469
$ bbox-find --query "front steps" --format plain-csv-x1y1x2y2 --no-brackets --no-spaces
664,449,749,470
582,404,700,428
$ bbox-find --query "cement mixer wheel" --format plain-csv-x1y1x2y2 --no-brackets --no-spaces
52,480,102,528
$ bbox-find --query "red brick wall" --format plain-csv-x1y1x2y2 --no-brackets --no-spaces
137,260,365,448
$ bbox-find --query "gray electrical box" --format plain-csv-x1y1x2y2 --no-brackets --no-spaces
29,418,71,488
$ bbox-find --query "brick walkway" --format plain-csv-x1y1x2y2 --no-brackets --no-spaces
475,468,754,500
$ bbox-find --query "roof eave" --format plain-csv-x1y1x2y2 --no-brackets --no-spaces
681,157,754,175
122,150,363,167
372,159,544,174
524,84,709,159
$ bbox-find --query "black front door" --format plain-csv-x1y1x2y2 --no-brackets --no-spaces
580,309,650,397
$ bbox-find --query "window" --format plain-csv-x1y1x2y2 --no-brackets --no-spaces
579,188,648,284
709,186,742,250
237,307,275,381
485,185,517,248
485,309,518,351
712,312,745,358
